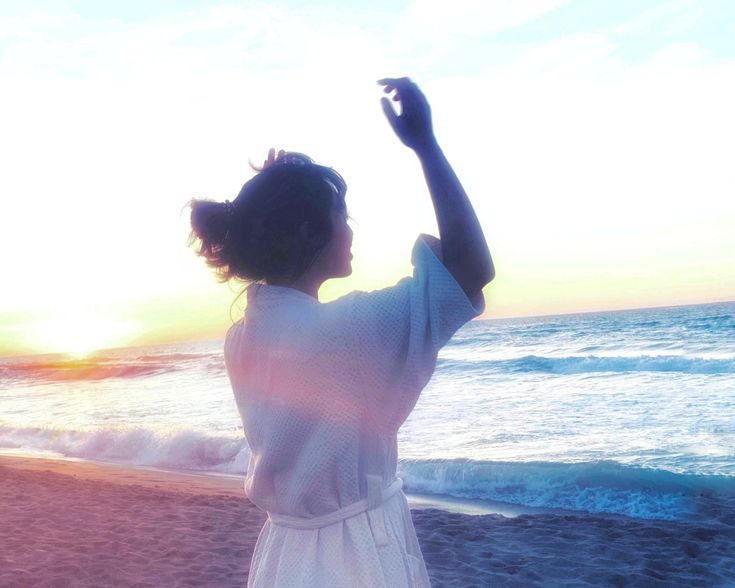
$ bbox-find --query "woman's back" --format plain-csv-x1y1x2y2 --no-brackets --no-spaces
224,235,484,587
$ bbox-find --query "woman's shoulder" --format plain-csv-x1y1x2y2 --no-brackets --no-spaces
321,278,413,315
223,317,245,352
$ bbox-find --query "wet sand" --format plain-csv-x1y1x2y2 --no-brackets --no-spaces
1,455,733,587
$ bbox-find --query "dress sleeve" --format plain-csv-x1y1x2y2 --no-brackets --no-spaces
338,233,486,431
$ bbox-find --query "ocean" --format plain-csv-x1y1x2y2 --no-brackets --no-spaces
2,300,733,524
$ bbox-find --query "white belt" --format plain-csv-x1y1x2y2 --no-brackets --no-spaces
267,475,403,547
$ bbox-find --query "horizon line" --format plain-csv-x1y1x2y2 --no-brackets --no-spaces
1,297,732,361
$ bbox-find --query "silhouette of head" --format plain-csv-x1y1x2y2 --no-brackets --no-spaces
186,152,351,289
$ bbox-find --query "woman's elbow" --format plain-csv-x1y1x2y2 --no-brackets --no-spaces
480,265,495,285
465,271,494,298
448,259,495,293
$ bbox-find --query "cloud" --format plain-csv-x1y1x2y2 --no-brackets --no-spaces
402,0,568,37
614,0,703,36
643,41,710,70
507,33,620,78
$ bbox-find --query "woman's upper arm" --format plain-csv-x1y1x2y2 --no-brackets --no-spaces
325,233,486,429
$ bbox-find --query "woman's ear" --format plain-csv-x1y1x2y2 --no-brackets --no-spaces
296,222,321,251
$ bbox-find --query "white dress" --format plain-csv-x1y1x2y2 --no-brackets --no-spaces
224,233,485,588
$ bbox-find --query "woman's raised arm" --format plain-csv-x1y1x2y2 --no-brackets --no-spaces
378,77,495,300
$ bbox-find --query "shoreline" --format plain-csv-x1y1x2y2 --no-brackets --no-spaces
2,454,733,586
0,451,729,524
0,451,557,518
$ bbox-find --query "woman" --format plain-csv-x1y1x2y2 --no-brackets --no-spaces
187,77,494,587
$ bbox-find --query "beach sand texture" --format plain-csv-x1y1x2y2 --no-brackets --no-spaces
1,456,733,587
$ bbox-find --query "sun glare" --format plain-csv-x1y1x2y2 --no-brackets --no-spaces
23,314,140,357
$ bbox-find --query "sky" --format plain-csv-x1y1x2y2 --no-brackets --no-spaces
0,0,733,357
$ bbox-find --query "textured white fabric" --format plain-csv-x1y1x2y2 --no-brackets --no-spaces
224,233,485,588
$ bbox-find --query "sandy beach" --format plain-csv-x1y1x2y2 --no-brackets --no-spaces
1,455,733,587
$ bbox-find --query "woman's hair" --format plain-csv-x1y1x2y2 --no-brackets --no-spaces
185,152,348,292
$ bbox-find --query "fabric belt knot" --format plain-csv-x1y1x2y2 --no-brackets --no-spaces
266,476,403,548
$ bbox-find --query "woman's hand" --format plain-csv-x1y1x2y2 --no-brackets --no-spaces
263,147,286,169
378,77,436,152
249,147,286,172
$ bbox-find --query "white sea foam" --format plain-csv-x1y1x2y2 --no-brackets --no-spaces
398,458,735,521
441,354,735,374
1,425,733,520
0,426,250,473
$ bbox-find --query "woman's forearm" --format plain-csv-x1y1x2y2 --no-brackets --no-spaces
375,75,495,295
415,139,495,295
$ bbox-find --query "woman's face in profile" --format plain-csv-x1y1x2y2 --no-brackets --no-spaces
324,202,353,278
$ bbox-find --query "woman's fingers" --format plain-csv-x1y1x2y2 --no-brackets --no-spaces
386,88,401,102
378,76,434,149
380,77,425,108
265,147,276,167
381,84,399,103
378,77,413,98
262,147,285,170
380,96,399,130
379,77,422,108
377,76,410,87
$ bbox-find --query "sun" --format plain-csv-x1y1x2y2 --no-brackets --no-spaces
24,313,140,357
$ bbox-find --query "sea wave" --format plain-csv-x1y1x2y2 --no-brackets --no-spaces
441,354,735,375
131,352,217,363
0,350,225,383
0,426,249,473
1,425,733,520
399,458,735,520
0,359,177,382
